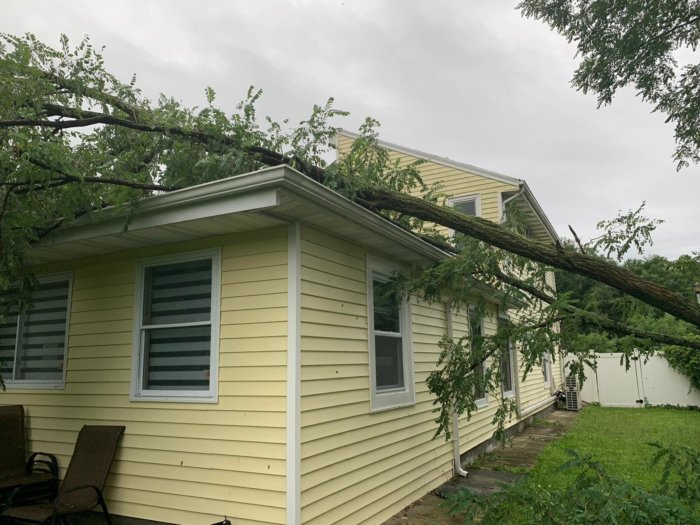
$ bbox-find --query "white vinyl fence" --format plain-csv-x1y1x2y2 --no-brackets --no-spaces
573,353,700,408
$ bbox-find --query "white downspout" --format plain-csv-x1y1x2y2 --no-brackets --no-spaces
446,302,468,477
452,414,469,477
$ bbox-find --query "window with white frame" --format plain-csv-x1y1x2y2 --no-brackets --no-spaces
367,257,414,411
0,273,72,388
498,315,515,397
542,353,552,388
133,249,220,401
450,194,482,217
468,309,487,405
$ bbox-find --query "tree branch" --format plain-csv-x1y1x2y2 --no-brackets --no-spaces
1,103,327,182
20,156,178,193
568,224,586,253
358,187,700,328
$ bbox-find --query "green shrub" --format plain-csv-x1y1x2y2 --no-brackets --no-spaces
445,448,700,525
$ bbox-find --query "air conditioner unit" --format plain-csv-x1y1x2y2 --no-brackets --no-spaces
565,375,582,411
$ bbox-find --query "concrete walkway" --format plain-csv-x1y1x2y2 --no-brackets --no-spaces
382,409,579,524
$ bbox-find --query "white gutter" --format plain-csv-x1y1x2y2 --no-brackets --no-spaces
500,186,525,222
336,129,522,187
445,303,468,478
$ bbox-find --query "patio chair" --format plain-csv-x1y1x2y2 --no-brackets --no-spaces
1,425,125,525
0,406,58,509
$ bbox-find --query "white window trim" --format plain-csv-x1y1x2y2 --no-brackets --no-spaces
131,248,221,403
448,194,482,218
499,315,516,399
467,308,488,408
3,272,72,390
367,256,415,412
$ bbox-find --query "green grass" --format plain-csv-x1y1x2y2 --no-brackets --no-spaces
529,405,700,489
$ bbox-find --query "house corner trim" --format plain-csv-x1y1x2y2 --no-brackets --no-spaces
287,222,302,524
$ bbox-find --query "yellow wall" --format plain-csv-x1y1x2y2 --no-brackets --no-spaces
299,226,453,525
2,228,289,525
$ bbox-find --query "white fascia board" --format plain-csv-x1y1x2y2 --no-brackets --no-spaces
55,190,279,243
336,129,521,187
39,166,289,245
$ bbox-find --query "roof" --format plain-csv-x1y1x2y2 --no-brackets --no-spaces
30,165,450,266
335,129,560,242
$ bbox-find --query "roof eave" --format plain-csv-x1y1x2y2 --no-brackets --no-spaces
33,165,450,265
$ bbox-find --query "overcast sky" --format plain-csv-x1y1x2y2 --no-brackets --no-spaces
4,0,698,259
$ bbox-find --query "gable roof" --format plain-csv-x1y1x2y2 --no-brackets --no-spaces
30,165,450,266
335,129,559,242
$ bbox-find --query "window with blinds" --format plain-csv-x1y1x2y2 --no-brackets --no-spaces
0,274,71,386
134,250,220,400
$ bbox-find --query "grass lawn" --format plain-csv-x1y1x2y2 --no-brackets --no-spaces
529,405,700,489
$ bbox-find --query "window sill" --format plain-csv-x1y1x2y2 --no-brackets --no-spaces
3,382,65,390
130,393,218,404
369,393,415,413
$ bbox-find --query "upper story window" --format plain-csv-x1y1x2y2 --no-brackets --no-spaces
468,309,487,406
132,249,221,402
0,273,72,389
367,257,414,412
449,194,482,217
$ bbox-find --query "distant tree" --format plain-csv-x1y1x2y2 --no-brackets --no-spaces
558,249,700,388
519,0,700,169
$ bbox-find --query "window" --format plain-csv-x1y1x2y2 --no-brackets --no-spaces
468,309,487,405
367,257,414,411
133,249,220,402
542,353,552,388
498,316,515,397
0,273,72,388
450,194,481,217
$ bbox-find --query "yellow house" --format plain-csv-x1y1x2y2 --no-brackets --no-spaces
1,135,562,524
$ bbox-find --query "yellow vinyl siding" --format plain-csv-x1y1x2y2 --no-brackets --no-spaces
2,227,289,525
299,225,453,525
